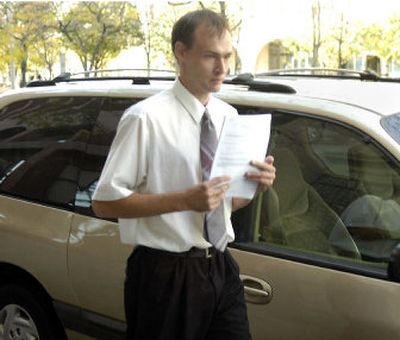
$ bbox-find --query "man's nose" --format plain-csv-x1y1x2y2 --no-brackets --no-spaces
215,57,228,74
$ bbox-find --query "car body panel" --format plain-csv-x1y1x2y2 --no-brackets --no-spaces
231,248,400,340
1,75,400,338
0,195,78,305
68,214,130,321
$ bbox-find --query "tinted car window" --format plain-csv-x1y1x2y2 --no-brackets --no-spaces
0,97,101,207
74,97,139,216
233,109,400,275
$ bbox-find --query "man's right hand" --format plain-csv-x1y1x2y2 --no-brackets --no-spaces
184,176,231,212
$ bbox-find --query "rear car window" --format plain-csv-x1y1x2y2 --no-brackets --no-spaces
0,96,102,207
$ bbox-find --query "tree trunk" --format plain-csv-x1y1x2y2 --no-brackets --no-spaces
312,1,321,67
337,12,344,69
20,45,28,87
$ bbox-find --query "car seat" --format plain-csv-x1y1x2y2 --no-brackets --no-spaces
260,147,360,259
340,144,400,243
348,144,400,202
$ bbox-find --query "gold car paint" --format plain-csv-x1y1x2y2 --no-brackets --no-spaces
68,214,131,321
230,248,400,340
67,211,400,339
0,195,79,305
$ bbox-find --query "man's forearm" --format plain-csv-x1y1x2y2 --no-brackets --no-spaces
92,191,187,219
92,176,231,219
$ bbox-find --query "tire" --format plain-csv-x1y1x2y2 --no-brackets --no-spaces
0,284,64,340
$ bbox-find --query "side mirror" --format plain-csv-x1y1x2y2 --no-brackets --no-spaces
388,243,400,282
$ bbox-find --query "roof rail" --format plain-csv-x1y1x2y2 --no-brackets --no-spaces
26,69,177,87
63,68,176,78
26,69,296,94
256,68,384,81
26,80,57,87
227,73,296,94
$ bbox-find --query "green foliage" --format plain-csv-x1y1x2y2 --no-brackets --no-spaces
144,0,244,71
30,35,62,79
0,2,57,85
58,2,142,71
0,1,399,83
384,15,400,62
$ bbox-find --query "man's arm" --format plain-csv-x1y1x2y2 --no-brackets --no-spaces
92,176,230,219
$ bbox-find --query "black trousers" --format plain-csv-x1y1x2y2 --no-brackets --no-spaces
124,246,252,340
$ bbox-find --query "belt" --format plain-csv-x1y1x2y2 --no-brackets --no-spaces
138,246,218,259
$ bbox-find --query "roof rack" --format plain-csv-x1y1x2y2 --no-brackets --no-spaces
26,69,297,94
256,68,383,81
227,73,296,94
26,69,177,87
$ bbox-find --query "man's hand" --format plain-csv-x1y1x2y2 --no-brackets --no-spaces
184,176,230,212
245,155,276,195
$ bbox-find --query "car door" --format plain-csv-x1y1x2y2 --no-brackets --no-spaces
230,108,400,340
0,96,101,305
68,97,139,330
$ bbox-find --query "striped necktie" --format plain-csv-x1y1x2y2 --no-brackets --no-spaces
200,109,228,251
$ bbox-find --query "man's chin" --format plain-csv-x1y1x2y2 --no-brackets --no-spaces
210,83,223,93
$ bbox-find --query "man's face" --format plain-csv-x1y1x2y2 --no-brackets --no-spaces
176,23,233,104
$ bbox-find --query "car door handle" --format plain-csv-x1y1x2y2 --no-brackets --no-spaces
240,274,273,304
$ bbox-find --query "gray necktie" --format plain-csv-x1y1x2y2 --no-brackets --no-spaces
200,109,228,251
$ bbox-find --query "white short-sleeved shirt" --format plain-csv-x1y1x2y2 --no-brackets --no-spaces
93,79,238,252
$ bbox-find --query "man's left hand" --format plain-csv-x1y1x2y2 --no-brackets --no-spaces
246,155,276,195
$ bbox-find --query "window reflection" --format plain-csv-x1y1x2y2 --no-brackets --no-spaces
0,97,101,207
74,97,138,217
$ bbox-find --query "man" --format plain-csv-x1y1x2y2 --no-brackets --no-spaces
92,9,275,340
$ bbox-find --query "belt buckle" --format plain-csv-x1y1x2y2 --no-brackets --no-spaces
205,247,212,259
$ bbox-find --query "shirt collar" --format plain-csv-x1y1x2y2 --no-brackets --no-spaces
172,78,211,124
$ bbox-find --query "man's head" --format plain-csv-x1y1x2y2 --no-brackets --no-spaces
171,9,229,57
172,9,233,104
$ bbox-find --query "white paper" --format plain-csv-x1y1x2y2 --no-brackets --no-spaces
210,114,271,199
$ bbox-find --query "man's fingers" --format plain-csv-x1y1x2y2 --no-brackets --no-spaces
265,155,274,164
208,176,231,186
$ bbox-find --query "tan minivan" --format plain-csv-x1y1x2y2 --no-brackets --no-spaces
1,70,400,339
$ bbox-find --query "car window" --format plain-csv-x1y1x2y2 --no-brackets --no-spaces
232,109,400,276
0,97,101,207
74,97,139,216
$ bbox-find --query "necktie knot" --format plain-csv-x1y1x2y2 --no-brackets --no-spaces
201,108,211,124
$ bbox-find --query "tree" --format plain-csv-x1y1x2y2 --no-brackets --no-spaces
0,12,8,75
0,2,57,86
144,0,244,72
311,0,322,67
30,34,62,79
282,38,311,68
323,12,359,69
382,15,400,74
58,2,142,72
140,4,155,72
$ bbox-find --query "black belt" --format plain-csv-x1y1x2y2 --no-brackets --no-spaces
138,246,218,259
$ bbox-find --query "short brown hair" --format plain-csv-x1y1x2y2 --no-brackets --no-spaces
171,9,229,56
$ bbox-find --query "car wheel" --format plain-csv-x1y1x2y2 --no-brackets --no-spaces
0,284,63,340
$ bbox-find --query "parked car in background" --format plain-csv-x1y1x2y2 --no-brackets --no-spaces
0,69,400,339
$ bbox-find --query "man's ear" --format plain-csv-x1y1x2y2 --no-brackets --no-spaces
174,41,187,63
